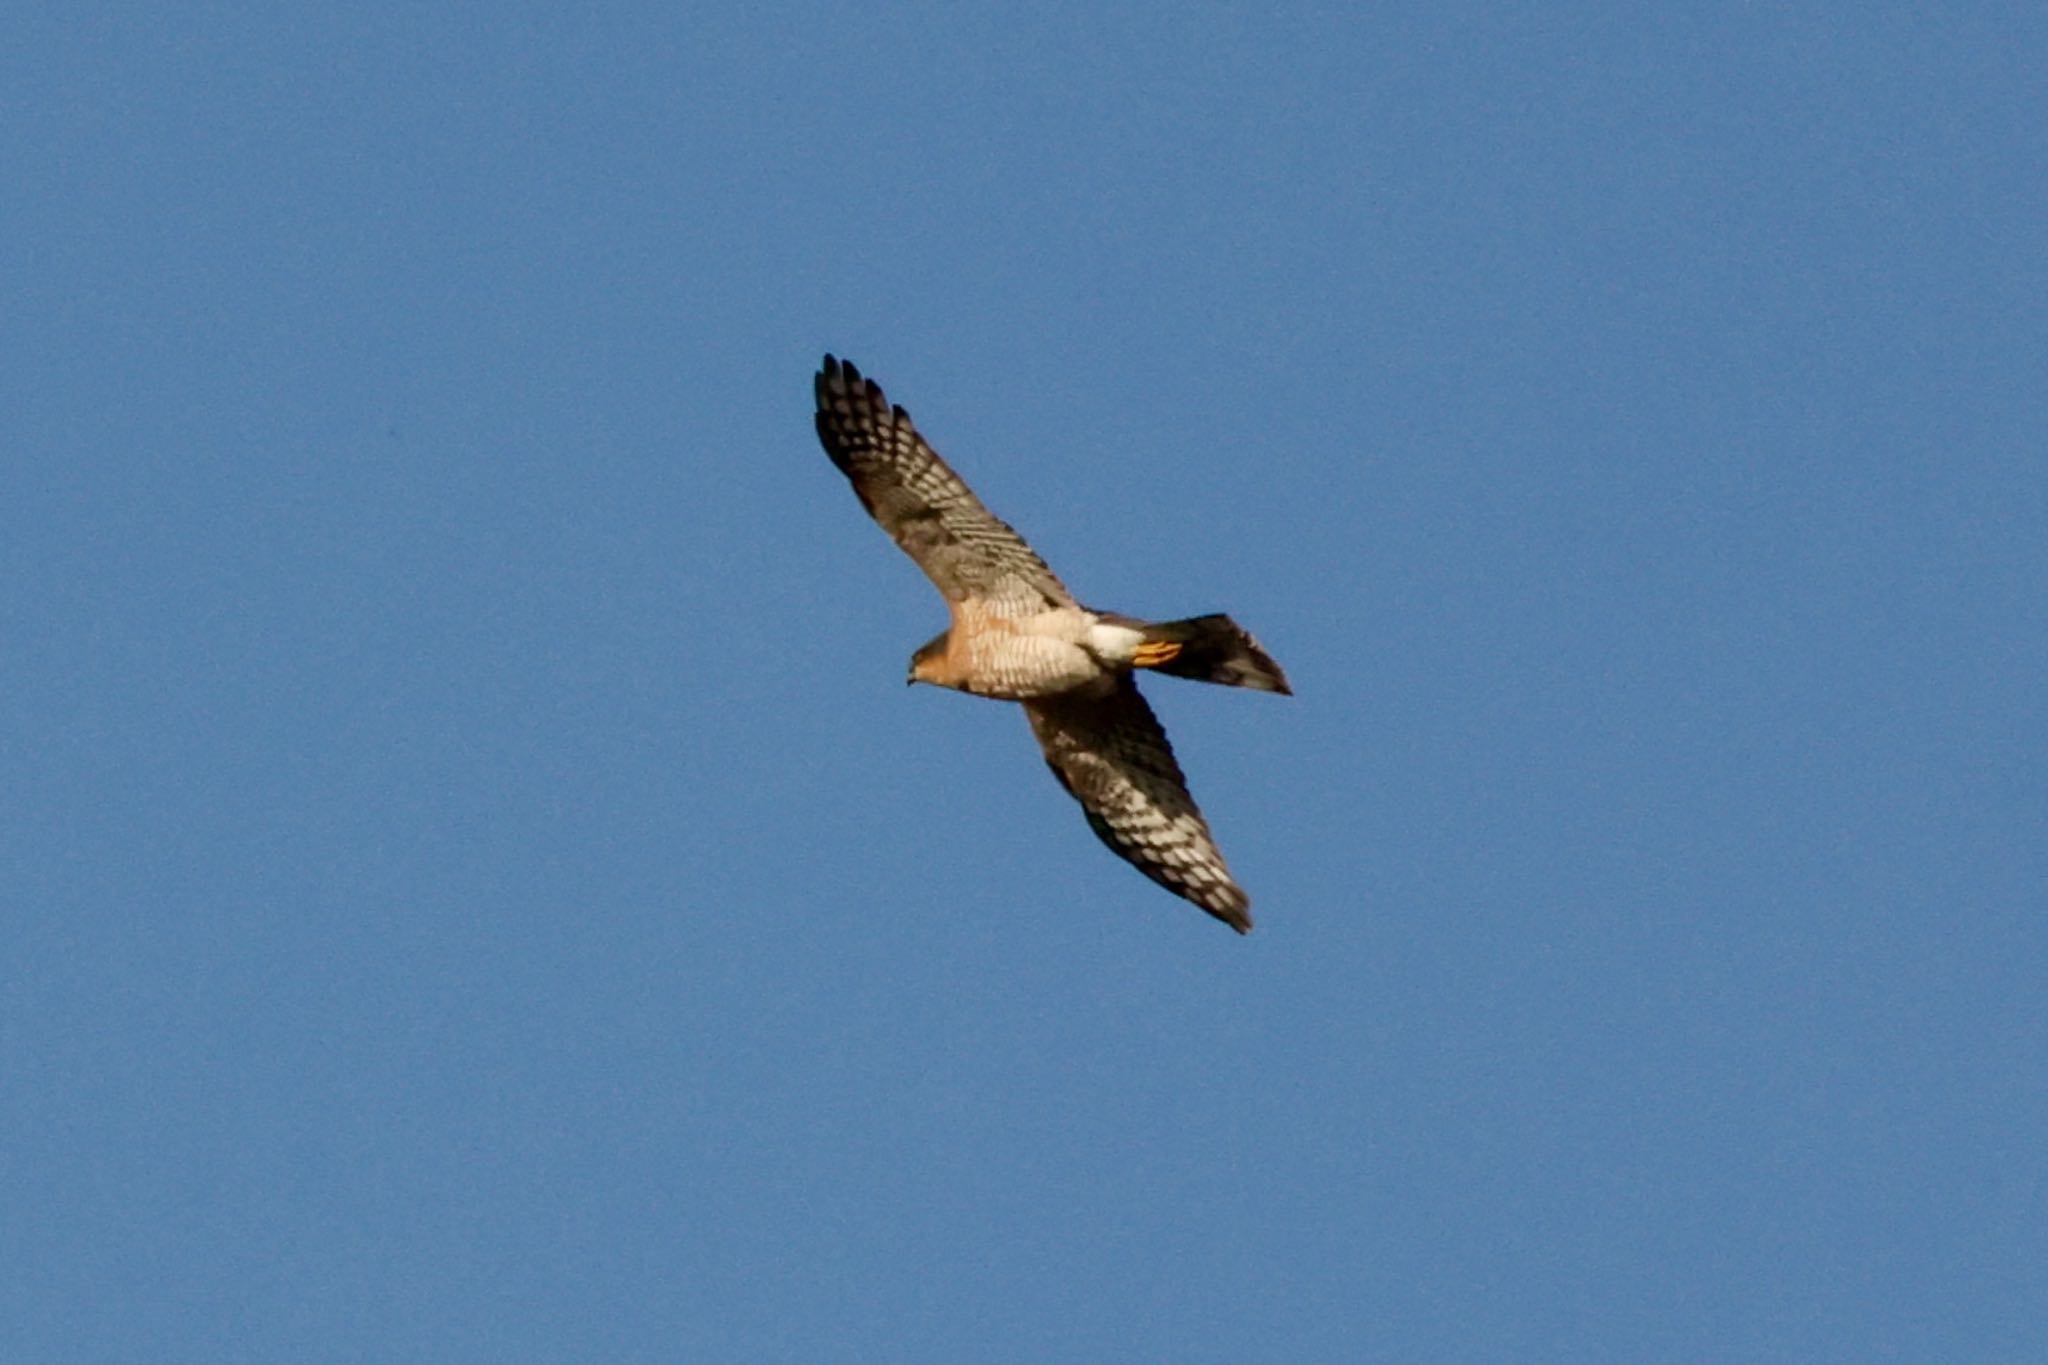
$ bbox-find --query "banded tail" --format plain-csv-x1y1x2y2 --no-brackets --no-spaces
1131,614,1291,695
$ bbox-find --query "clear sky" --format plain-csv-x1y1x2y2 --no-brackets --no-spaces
5,4,2043,1361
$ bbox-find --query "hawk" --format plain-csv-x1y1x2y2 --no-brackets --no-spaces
813,356,1290,933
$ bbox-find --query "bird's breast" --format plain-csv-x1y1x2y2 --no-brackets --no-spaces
953,611,1109,700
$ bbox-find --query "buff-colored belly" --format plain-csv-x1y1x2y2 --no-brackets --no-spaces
963,632,1105,699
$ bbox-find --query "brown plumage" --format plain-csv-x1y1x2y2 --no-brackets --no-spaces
1025,679,1253,928
812,355,1289,933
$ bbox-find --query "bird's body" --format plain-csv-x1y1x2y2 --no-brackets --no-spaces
812,355,1289,933
912,609,1150,700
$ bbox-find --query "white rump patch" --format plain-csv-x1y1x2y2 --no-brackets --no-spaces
1084,620,1146,663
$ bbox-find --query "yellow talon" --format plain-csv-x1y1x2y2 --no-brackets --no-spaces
1132,641,1184,667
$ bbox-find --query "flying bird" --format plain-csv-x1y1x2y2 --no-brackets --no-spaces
812,356,1290,933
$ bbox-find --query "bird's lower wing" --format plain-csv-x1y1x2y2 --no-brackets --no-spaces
1024,679,1252,932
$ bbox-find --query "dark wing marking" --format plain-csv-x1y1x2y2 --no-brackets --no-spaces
814,355,1072,612
1024,678,1253,933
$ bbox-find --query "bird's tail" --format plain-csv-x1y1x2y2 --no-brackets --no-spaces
1130,614,1292,695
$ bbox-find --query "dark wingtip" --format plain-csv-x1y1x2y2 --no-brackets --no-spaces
1210,892,1253,935
818,355,888,409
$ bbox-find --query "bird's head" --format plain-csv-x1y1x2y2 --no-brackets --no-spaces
907,631,950,687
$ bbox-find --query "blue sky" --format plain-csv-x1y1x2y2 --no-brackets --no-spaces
5,4,2044,1360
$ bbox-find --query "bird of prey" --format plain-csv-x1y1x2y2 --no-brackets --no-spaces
812,355,1290,933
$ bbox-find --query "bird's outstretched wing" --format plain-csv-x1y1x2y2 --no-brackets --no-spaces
1024,678,1253,933
815,355,1073,613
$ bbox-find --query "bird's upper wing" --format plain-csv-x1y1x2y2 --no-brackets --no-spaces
1024,678,1252,932
815,355,1073,612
